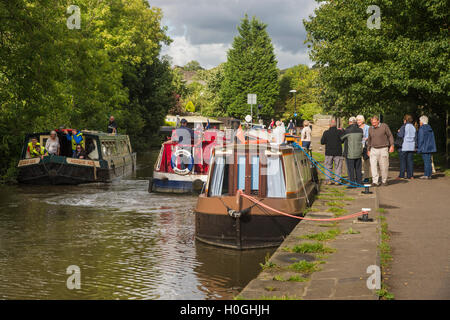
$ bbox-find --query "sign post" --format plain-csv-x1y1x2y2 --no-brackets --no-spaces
247,94,257,128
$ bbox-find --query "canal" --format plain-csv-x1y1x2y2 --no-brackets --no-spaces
0,151,274,299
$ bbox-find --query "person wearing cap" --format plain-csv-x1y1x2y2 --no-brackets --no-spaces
107,116,118,135
341,117,364,187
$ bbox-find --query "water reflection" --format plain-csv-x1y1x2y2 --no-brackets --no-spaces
0,152,273,299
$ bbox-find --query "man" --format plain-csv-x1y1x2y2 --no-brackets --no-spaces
356,115,371,183
107,116,118,134
341,117,364,187
173,119,195,169
320,119,344,185
367,116,394,186
64,129,85,157
31,144,48,159
27,137,41,158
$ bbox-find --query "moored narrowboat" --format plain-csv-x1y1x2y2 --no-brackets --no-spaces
195,138,318,250
149,129,224,194
17,129,136,185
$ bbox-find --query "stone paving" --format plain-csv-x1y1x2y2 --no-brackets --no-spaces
239,184,380,300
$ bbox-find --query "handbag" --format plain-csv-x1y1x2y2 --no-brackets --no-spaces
394,135,403,148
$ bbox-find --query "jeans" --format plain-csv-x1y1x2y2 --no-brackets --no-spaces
346,158,362,185
302,141,311,149
399,151,414,178
421,153,432,177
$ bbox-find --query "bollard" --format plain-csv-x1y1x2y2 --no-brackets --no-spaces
358,208,374,222
361,184,373,194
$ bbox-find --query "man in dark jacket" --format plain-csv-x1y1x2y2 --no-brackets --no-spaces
320,119,344,185
341,117,364,187
417,115,437,179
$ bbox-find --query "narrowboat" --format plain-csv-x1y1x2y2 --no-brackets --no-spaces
195,137,318,250
149,129,225,194
17,129,136,185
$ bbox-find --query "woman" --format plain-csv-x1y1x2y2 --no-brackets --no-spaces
45,130,60,156
73,144,87,159
397,115,416,179
301,120,312,149
417,115,436,179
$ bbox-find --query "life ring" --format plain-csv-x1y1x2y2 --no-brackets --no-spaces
171,148,194,175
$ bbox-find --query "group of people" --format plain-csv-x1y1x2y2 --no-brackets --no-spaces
27,116,119,160
270,118,312,148
320,114,437,187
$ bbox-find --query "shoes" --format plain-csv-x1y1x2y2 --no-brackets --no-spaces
372,182,380,187
381,182,388,186
419,175,431,180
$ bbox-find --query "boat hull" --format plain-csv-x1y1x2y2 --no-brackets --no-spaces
17,154,136,185
150,171,207,194
195,182,317,250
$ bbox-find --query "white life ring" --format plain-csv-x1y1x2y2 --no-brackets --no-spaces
171,148,194,175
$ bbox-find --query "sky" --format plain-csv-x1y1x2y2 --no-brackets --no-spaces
149,0,320,70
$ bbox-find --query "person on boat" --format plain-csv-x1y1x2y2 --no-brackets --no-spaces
341,117,364,187
64,129,85,157
272,120,285,145
174,119,194,169
269,118,275,130
31,144,48,159
301,120,312,149
73,144,87,159
287,119,295,135
45,130,60,156
320,119,344,185
27,137,41,158
107,116,118,135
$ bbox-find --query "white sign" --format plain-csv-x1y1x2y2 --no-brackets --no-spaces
245,115,252,123
247,94,257,105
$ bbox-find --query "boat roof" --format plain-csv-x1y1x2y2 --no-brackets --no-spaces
24,129,129,139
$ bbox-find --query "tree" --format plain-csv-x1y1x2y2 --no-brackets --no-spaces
183,60,204,71
220,15,279,120
304,0,449,154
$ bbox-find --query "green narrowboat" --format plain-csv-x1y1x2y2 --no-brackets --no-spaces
17,129,136,185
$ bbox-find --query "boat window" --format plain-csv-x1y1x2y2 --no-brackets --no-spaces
237,155,246,191
251,156,259,191
266,156,286,198
209,156,226,196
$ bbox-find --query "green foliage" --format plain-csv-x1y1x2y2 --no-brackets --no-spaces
304,0,449,152
288,260,319,273
300,229,341,241
183,60,204,71
277,65,322,120
220,15,279,120
0,0,174,178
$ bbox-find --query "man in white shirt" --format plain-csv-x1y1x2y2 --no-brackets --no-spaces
272,121,285,145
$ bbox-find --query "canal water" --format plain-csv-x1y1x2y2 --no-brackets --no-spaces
0,151,274,299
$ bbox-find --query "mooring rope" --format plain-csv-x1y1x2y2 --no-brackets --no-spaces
238,190,366,222
291,142,365,188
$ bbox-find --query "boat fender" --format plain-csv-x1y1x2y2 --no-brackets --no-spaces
148,177,153,193
170,149,194,175
192,179,203,192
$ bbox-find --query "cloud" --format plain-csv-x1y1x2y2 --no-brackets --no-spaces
151,0,319,69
